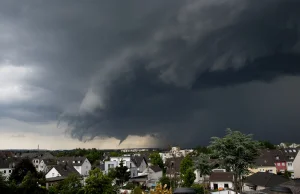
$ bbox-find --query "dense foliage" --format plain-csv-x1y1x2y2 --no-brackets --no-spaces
209,128,260,193
180,155,195,187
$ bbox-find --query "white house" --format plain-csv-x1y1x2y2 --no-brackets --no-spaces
142,165,163,187
209,172,234,190
19,152,55,171
45,164,82,189
131,156,148,173
0,159,15,180
57,157,91,176
104,156,138,178
293,151,300,179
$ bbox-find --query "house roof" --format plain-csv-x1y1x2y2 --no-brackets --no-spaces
165,157,183,174
20,152,54,159
131,156,146,167
245,172,288,187
280,179,300,194
0,151,14,159
50,164,80,177
150,165,162,173
42,159,57,166
57,157,87,166
0,158,22,169
254,150,276,167
0,159,10,168
282,148,300,162
209,172,233,182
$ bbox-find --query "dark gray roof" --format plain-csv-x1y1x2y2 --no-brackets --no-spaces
51,164,80,177
165,157,183,174
131,156,146,167
283,148,300,162
20,152,54,159
0,158,22,168
280,179,300,194
0,159,10,168
210,172,233,182
42,159,57,166
173,188,196,194
255,150,276,167
150,165,162,173
57,157,87,166
245,172,288,187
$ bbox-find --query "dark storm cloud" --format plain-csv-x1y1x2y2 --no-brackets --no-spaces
1,0,300,146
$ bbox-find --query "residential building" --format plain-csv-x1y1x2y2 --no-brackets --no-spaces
209,172,234,190
142,165,163,187
159,147,193,163
243,172,288,192
293,151,300,179
18,152,54,171
283,148,300,177
131,155,148,173
249,150,277,175
165,157,183,178
104,156,138,178
57,157,91,176
45,164,81,189
0,159,14,180
272,150,287,173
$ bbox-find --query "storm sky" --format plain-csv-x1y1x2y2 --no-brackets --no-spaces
1,0,300,149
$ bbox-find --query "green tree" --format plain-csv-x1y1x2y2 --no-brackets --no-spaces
180,156,195,187
194,153,212,192
149,152,165,173
182,168,196,187
84,168,115,194
133,186,143,194
191,184,204,194
115,160,130,187
209,129,260,193
9,158,37,184
55,173,82,194
0,172,10,193
159,176,171,189
19,171,47,194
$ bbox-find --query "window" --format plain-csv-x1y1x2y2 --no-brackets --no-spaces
277,163,281,166
289,150,292,153
293,150,296,152
73,161,75,163
52,173,54,177
276,156,279,160
9,170,11,173
224,184,229,188
4,170,6,174
288,163,292,166
282,163,285,166
86,166,88,169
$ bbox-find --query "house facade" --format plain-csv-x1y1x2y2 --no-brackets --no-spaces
57,157,91,176
142,165,163,187
209,172,234,190
0,160,13,180
45,164,81,189
293,151,300,179
104,156,138,178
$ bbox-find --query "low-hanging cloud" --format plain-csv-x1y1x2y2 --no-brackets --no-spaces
1,0,300,147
